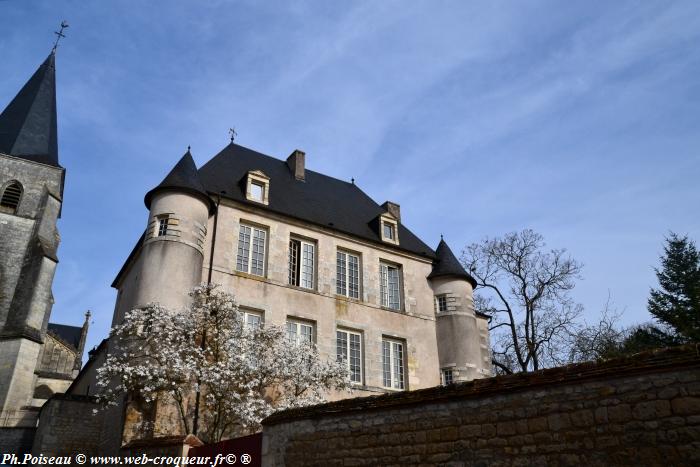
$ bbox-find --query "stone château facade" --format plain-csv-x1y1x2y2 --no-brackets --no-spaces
69,140,492,449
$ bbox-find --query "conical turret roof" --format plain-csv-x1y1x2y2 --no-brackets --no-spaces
0,53,59,167
428,238,477,287
144,150,214,212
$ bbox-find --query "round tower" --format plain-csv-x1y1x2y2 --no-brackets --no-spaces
428,238,491,382
128,149,213,315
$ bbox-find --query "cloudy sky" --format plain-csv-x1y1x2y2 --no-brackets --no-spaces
2,1,699,355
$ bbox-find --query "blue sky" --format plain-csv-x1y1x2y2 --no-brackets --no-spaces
2,1,699,355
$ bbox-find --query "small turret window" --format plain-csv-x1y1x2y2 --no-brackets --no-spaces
0,181,23,214
436,294,448,313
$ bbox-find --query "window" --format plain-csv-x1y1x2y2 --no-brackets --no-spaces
379,215,399,245
442,369,454,385
336,251,360,299
380,263,401,310
236,223,267,276
245,170,270,205
336,329,362,384
383,223,395,240
436,295,448,313
288,238,315,289
382,338,405,390
157,216,169,237
250,181,264,202
287,319,314,345
0,181,23,214
242,309,263,329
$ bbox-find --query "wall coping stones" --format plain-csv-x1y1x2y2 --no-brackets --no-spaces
262,344,700,426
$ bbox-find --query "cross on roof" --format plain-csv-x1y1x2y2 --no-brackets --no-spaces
52,21,69,52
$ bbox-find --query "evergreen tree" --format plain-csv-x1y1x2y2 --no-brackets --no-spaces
647,233,700,342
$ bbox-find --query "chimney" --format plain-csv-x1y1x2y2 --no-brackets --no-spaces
381,201,401,222
286,149,305,181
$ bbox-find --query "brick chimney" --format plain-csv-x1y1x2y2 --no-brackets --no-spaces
286,149,305,181
381,201,401,222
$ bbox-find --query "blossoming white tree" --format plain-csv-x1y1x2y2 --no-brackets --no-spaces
96,284,349,442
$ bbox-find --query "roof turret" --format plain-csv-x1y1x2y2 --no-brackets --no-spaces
428,238,477,287
0,53,59,167
144,149,214,213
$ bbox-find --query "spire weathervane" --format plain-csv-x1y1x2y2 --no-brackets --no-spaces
229,127,237,143
52,20,69,53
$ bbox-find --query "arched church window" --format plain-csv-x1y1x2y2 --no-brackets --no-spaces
0,181,23,214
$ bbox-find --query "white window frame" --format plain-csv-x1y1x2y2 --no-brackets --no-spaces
288,237,316,289
379,214,399,245
380,262,402,310
241,309,263,330
382,338,406,390
336,250,360,299
287,319,315,345
236,223,267,276
441,368,454,385
336,328,363,384
436,294,448,313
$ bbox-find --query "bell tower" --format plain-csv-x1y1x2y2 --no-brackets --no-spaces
0,51,66,422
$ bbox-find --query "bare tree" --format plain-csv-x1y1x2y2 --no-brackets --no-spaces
462,229,583,374
569,293,626,363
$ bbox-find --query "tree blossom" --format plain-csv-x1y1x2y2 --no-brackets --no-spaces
97,284,350,442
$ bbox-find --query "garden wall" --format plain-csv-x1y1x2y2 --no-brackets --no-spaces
262,345,700,466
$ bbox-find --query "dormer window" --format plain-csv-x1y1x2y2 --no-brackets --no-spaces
245,170,270,205
380,214,399,245
250,181,264,202
383,223,395,240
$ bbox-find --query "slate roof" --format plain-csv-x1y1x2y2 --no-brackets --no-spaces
113,143,440,287
0,53,59,167
47,323,82,350
197,143,436,259
144,150,214,212
427,239,477,287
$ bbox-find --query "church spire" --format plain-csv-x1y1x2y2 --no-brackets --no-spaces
0,52,60,167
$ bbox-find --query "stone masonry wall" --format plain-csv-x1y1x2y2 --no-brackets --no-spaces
32,394,103,456
262,345,700,466
0,427,36,454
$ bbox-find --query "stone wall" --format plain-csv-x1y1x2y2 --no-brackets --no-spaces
262,345,700,466
0,427,36,454
32,394,103,456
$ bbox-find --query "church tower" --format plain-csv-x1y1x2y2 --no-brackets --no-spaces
428,239,492,381
0,52,66,422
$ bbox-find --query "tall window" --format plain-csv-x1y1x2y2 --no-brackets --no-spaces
157,216,169,237
382,338,405,390
0,181,23,214
436,294,448,313
380,263,401,310
442,369,454,385
336,251,360,299
242,309,263,329
236,223,267,276
288,238,315,289
336,329,362,384
287,319,314,345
